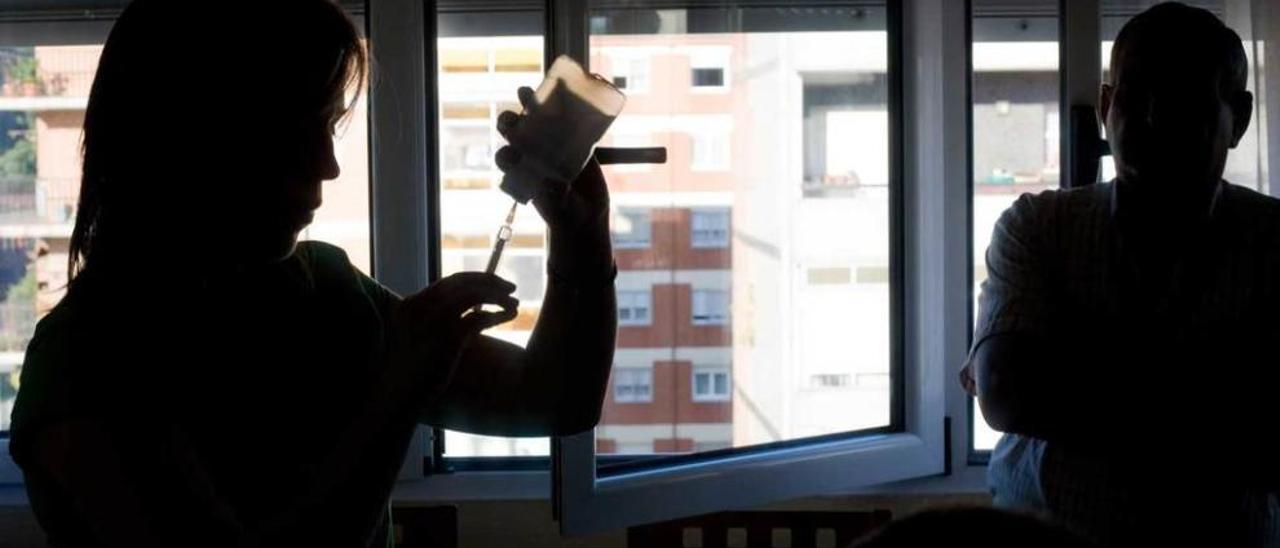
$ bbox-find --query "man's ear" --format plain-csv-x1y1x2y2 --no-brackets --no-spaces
1230,90,1253,148
1099,83,1114,126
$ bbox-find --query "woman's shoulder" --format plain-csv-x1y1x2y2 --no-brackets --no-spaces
292,240,399,311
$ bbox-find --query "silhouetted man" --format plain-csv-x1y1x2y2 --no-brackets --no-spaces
962,3,1280,546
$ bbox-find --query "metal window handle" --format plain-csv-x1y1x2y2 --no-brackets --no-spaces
594,146,667,165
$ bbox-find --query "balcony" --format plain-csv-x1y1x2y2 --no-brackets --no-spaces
0,175,77,236
0,47,97,112
0,302,36,353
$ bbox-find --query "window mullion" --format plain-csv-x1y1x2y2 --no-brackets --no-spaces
368,0,435,481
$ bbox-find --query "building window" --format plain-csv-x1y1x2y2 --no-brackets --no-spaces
613,368,653,403
690,208,730,248
617,290,652,326
690,132,730,171
691,67,725,88
612,208,652,248
692,368,731,402
691,289,728,326
809,374,851,389
612,57,650,93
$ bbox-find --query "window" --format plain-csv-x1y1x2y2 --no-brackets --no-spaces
613,368,653,403
612,208,651,248
690,208,730,248
687,46,731,92
690,132,730,171
616,290,652,326
809,373,852,389
692,367,730,401
608,56,650,93
690,289,728,325
560,0,966,536
435,7,551,459
691,67,724,87
970,0,1061,454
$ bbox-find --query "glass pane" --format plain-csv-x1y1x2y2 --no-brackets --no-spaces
0,37,371,432
591,1,894,461
970,0,1060,452
1099,0,1265,192
436,8,551,458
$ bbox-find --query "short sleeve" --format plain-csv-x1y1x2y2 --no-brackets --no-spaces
8,308,80,470
971,193,1053,354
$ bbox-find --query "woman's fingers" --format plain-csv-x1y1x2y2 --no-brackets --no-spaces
460,306,519,334
516,86,536,111
496,110,521,140
494,146,521,172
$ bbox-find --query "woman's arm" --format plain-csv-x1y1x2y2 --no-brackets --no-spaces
419,118,617,436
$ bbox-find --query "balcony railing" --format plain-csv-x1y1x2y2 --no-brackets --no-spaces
1,47,100,100
0,302,36,353
0,175,78,225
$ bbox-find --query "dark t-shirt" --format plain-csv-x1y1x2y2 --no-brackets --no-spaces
9,241,398,547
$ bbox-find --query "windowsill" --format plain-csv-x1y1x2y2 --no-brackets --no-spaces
0,465,990,508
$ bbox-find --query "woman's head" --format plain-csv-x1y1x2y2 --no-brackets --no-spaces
70,0,366,282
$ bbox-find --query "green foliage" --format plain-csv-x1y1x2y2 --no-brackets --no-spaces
5,269,35,304
0,137,35,176
5,57,38,84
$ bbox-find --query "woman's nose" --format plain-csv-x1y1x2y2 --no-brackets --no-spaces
319,136,341,181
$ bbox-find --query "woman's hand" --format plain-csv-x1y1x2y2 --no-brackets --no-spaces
495,86,614,282
386,272,519,401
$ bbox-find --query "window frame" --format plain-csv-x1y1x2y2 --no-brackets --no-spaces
0,0,1045,524
612,367,654,404
690,366,730,402
550,0,974,535
610,207,652,249
689,288,729,326
615,289,652,326
689,207,730,249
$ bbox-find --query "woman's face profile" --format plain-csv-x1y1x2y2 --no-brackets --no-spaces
235,96,344,263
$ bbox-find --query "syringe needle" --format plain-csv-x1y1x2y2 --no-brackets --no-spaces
473,201,519,315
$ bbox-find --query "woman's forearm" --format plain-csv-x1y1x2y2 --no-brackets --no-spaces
520,225,617,434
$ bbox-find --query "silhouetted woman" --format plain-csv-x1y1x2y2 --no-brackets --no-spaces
8,2,616,546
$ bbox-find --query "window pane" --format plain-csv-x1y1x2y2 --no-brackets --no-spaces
970,0,1060,453
0,37,371,432
592,2,894,461
436,9,550,457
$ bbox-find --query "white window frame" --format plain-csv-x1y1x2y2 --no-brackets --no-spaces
690,131,731,172
615,289,652,326
689,208,730,248
684,45,732,94
690,367,730,402
612,367,653,404
611,207,652,248
551,0,973,536
690,288,729,326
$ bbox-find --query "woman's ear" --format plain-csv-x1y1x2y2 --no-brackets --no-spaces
1229,90,1253,148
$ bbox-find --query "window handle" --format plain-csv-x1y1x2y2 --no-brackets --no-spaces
595,146,667,165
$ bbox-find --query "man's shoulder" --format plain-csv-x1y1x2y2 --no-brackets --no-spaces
1221,182,1280,242
998,182,1110,234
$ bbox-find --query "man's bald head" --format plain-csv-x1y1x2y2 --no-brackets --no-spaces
1101,2,1253,201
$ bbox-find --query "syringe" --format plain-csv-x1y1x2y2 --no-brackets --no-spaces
473,200,518,314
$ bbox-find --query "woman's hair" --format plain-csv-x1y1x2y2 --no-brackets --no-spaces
68,0,367,287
